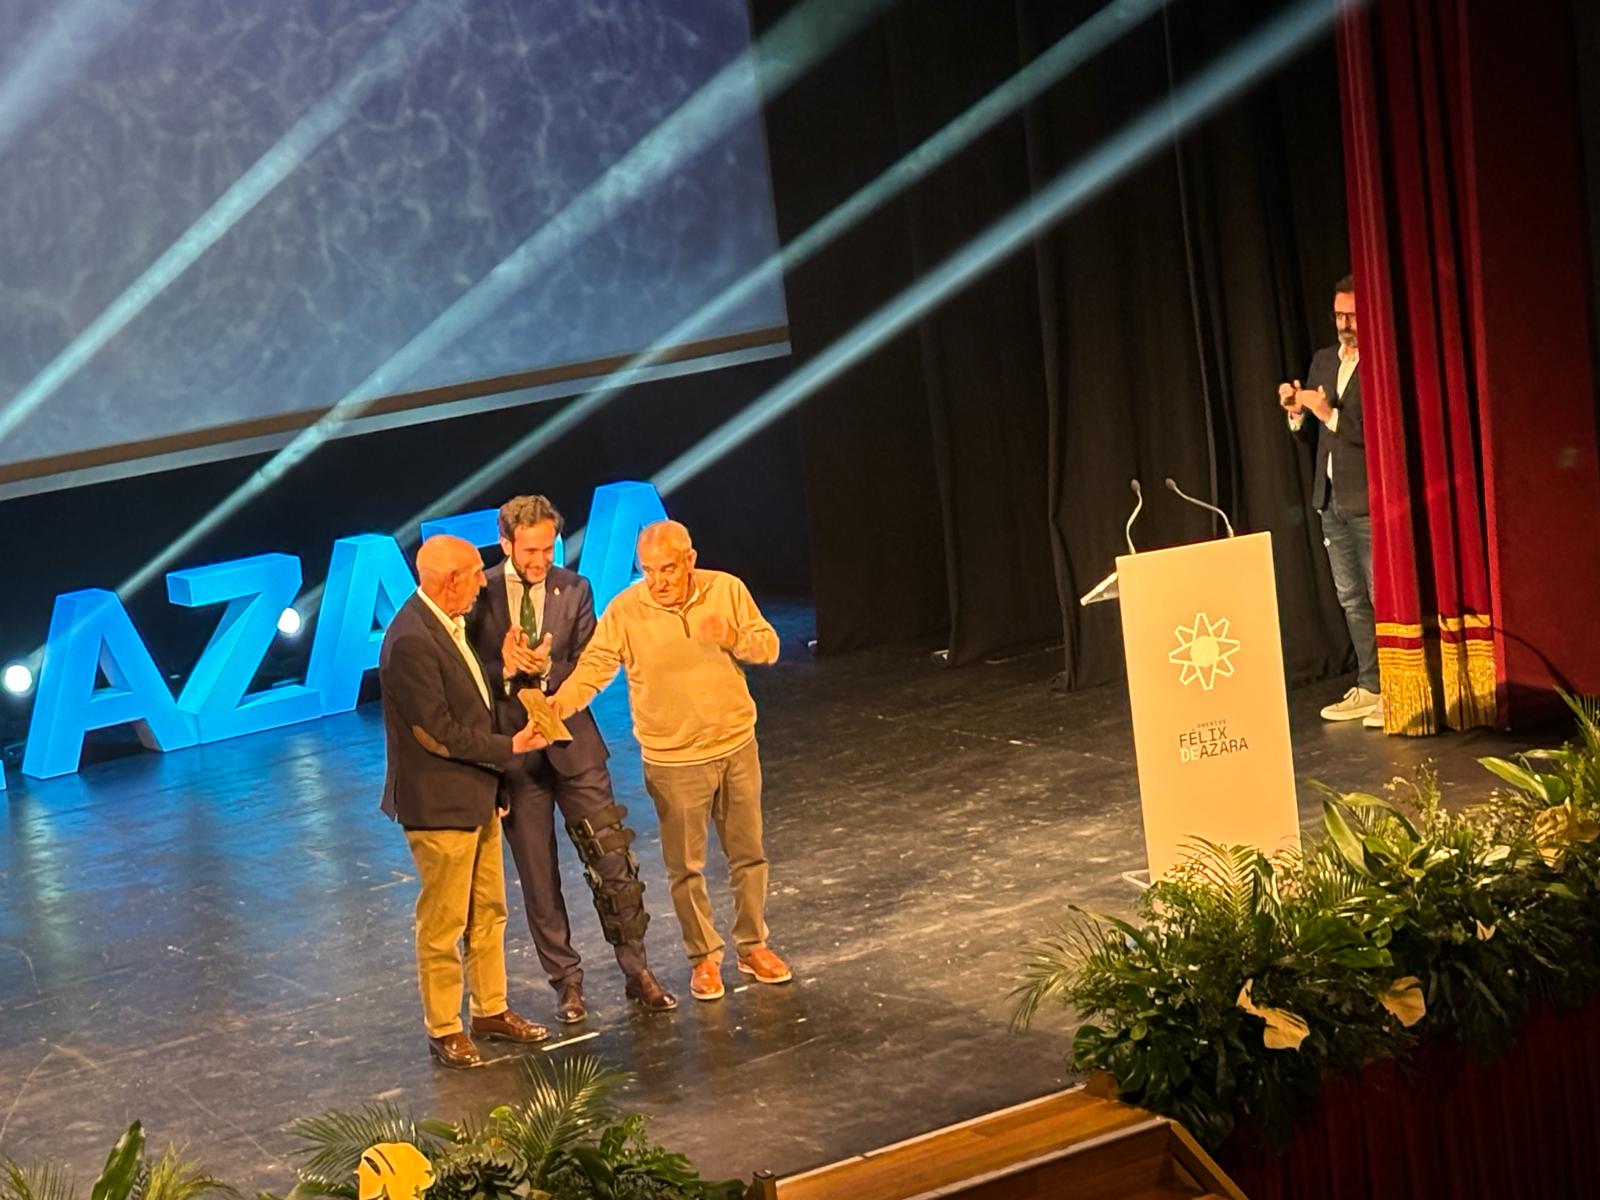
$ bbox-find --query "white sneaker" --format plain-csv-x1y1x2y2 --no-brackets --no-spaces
1321,686,1380,721
1363,695,1387,730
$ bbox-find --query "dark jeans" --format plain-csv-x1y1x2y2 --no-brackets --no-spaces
500,756,649,989
1320,505,1379,693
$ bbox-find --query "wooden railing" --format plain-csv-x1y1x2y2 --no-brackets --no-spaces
744,1077,1246,1200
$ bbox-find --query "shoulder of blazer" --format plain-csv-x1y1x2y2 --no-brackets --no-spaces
386,593,428,640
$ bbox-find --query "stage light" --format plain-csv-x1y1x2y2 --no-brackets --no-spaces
643,0,1342,504
277,607,304,638
399,0,1174,544
0,0,461,447
110,0,893,612
2,662,34,697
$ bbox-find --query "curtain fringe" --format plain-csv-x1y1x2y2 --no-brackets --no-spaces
1441,639,1498,730
1377,644,1438,736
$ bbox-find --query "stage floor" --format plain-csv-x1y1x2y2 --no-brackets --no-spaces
0,605,1540,1187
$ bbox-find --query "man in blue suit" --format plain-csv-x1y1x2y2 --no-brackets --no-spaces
466,494,676,1020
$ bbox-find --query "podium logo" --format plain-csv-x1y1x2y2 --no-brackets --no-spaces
1179,718,1249,763
1168,611,1240,691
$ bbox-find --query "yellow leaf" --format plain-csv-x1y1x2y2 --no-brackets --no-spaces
1475,920,1496,941
358,1143,434,1200
1236,979,1310,1051
1380,976,1426,1027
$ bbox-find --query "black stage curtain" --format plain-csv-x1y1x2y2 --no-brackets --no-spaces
755,0,1356,683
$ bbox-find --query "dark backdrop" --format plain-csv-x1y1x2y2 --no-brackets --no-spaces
756,0,1357,686
0,359,811,705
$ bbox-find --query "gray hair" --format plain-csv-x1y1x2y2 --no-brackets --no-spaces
637,519,692,555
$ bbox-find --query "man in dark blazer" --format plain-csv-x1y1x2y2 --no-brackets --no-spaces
1279,273,1383,728
465,495,676,1020
379,534,552,1068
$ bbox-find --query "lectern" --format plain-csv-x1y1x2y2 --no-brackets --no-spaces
1089,527,1301,880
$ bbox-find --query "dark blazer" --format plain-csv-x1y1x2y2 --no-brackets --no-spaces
1294,344,1369,515
378,593,516,828
465,563,608,774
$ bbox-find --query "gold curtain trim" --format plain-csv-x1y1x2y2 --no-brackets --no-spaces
1377,621,1425,639
1376,614,1494,640
1440,636,1498,729
1377,645,1437,736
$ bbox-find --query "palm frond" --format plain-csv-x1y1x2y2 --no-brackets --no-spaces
495,1054,626,1185
137,1149,234,1200
1,1160,77,1200
1010,927,1093,1030
1177,839,1278,931
1295,847,1366,909
288,1104,438,1193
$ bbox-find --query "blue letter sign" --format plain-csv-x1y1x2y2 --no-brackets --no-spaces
23,589,199,779
420,508,566,565
581,481,667,612
167,554,323,742
305,534,416,714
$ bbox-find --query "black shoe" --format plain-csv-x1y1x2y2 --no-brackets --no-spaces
556,979,586,1024
625,968,679,1012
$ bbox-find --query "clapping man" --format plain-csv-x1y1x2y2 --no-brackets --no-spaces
1279,274,1383,729
466,496,676,1019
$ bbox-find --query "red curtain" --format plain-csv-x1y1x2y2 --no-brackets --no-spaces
1219,995,1600,1199
1336,0,1496,734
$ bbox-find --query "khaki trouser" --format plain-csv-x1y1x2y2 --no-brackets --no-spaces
404,819,509,1037
642,737,768,965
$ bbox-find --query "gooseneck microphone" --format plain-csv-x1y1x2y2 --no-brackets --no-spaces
1164,477,1235,538
1125,479,1145,554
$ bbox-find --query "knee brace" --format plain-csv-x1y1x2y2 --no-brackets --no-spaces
566,803,650,945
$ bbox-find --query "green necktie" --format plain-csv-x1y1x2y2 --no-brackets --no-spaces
519,579,541,643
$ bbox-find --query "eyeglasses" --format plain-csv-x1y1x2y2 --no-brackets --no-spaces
1331,311,1357,326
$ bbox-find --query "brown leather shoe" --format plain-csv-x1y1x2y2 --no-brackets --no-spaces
470,1008,550,1043
689,959,725,1001
625,968,679,1012
737,946,793,985
427,1031,482,1068
555,980,586,1024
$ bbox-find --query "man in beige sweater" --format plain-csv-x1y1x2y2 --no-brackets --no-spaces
548,520,790,1001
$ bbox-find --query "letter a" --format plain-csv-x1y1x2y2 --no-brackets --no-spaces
579,481,668,613
306,535,417,714
23,589,198,779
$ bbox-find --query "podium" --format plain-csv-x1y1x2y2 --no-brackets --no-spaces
1098,531,1300,880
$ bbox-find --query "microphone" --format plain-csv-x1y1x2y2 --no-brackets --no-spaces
1125,479,1144,554
1080,480,1144,606
1164,477,1235,538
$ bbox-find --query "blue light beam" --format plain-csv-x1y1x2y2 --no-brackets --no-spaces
113,0,896,606
401,0,1177,539
0,0,148,161
0,0,464,446
646,0,1343,506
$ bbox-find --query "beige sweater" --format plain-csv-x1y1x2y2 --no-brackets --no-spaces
551,569,779,765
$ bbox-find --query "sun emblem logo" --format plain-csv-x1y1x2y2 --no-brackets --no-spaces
1168,612,1240,690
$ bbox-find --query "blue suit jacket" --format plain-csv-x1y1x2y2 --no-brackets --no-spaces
465,562,609,774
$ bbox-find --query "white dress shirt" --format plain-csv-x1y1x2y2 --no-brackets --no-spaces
417,588,491,708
